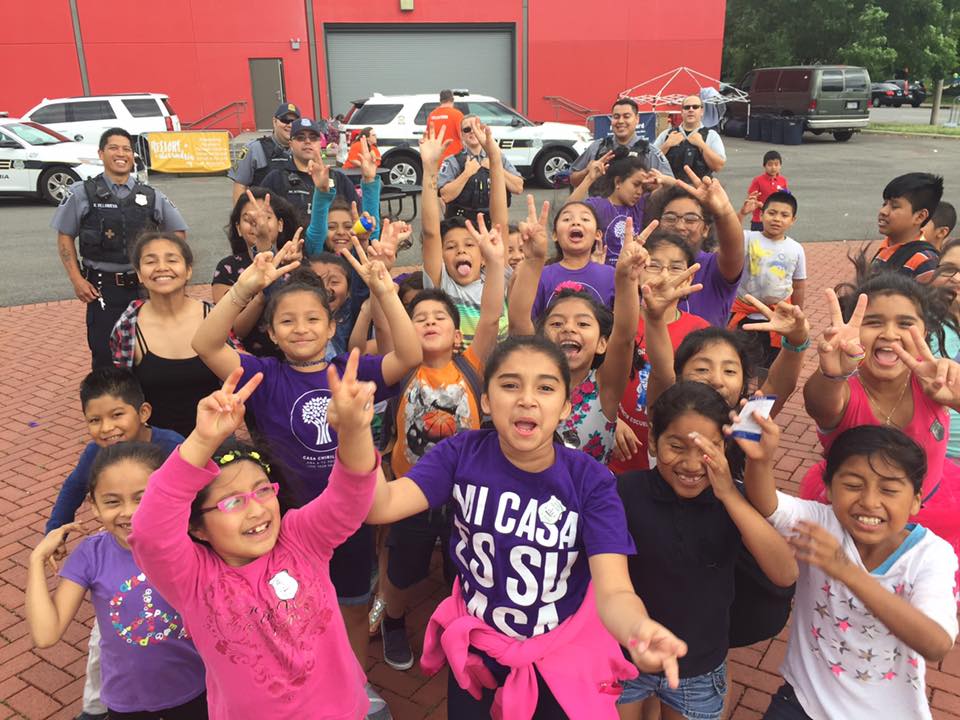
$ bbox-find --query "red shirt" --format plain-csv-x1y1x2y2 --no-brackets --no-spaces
747,173,789,223
607,311,710,474
426,105,464,160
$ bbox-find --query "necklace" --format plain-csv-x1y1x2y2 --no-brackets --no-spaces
285,358,328,368
863,376,910,426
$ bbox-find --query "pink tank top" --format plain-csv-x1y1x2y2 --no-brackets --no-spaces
800,374,947,502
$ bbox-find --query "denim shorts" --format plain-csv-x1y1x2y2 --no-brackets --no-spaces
618,662,727,720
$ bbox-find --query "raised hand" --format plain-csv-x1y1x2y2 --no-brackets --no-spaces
625,617,688,689
194,367,264,445
358,136,377,182
639,168,674,193
727,405,781,463
587,151,615,182
467,214,505,267
740,190,761,218
308,158,330,191
368,217,405,269
741,295,810,347
419,125,452,174
235,229,303,295
477,120,500,158
674,166,733,217
342,237,395,298
615,217,655,282
817,289,867,379
790,521,852,580
31,522,85,574
517,194,550,262
612,417,641,462
892,325,960,407
640,263,703,320
243,190,276,241
326,348,377,436
690,431,736,499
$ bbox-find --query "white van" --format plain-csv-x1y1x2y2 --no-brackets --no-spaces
22,93,181,145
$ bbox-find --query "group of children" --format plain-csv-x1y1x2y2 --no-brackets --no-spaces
25,109,960,720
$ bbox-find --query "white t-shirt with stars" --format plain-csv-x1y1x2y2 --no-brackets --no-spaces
768,492,958,720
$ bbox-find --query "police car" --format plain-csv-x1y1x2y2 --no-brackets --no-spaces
343,92,593,187
0,118,105,204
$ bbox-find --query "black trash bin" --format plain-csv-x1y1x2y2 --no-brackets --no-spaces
760,116,773,142
771,116,785,144
782,118,804,145
746,115,763,141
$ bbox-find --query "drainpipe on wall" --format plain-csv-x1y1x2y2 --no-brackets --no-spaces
521,0,529,114
68,0,90,95
304,0,323,119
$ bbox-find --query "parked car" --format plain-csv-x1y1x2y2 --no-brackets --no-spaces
342,91,593,186
722,65,871,142
884,79,927,107
0,118,105,203
871,82,906,107
21,94,180,160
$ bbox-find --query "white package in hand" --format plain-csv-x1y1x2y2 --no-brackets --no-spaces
731,396,776,441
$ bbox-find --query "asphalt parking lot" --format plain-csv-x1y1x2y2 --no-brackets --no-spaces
2,132,959,306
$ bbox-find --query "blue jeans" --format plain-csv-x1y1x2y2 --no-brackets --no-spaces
618,662,727,720
763,682,814,719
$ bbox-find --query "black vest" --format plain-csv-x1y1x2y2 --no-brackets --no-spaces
664,127,712,179
446,151,511,214
78,175,157,265
271,161,314,218
250,136,291,187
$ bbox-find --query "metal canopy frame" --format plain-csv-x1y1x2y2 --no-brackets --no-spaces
619,65,749,109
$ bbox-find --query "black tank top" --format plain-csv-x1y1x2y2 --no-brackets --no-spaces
133,307,221,438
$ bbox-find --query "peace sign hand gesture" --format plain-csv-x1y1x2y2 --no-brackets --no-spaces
818,289,867,379
674,166,733,217
518,194,550,262
468,214,505,268
243,189,275,241
342,237,395,298
358,136,378,183
740,295,810,347
893,325,960,407
586,151,615,182
194,367,264,445
615,217,654,282
640,263,703,320
326,348,377,436
235,229,303,296
308,158,330,191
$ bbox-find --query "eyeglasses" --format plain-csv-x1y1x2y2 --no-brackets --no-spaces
682,104,702,111
293,135,318,143
460,126,473,134
198,483,280,514
277,117,296,125
660,212,705,226
646,261,689,275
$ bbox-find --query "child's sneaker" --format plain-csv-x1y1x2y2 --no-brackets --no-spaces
365,683,392,719
382,615,414,671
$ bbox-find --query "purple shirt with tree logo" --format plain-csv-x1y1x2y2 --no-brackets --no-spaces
584,196,646,268
238,353,394,499
405,429,634,639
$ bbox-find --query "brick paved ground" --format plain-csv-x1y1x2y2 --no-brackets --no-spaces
1,242,959,719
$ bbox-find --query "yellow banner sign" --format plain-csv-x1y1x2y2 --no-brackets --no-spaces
145,132,231,173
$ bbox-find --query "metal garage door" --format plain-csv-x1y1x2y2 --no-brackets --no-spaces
324,25,514,116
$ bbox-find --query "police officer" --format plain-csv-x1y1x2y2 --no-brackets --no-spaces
53,127,188,369
438,114,523,220
228,102,301,204
653,94,727,178
569,97,673,192
260,117,356,225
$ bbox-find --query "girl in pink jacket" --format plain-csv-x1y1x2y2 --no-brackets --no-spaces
130,351,381,719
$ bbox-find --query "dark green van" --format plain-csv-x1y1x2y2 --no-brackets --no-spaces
732,65,871,141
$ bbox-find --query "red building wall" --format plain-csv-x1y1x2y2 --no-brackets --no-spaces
0,1,725,128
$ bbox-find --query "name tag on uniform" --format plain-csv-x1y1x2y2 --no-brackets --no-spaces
135,193,148,206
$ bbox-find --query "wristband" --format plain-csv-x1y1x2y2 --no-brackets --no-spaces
819,368,857,381
229,284,254,308
781,336,811,353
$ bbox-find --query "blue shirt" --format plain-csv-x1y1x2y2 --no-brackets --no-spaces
46,426,183,533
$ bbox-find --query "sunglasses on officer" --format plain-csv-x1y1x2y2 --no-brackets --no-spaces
277,116,297,125
682,104,702,111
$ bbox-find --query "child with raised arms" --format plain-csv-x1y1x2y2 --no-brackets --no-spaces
510,199,655,464
365,334,687,718
27,443,207,719
615,381,797,720
191,236,421,703
130,355,384,718
743,419,958,720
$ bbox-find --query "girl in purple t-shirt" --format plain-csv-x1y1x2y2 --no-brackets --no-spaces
365,335,687,718
26,443,207,717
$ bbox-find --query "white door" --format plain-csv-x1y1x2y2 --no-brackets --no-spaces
0,129,32,191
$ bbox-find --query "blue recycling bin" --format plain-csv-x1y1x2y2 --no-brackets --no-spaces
782,118,804,145
771,116,785,144
760,116,774,142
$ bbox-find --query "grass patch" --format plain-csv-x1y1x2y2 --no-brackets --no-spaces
867,122,960,137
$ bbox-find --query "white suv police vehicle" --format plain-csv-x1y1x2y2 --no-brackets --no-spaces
343,92,592,187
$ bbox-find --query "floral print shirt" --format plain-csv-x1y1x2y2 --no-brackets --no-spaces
560,369,617,464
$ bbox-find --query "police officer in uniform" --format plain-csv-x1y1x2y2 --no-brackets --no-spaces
569,97,673,192
438,115,523,221
228,102,301,204
260,117,356,225
653,94,727,178
53,128,188,369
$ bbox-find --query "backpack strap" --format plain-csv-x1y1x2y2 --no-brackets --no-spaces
378,368,418,453
880,239,939,269
452,353,486,421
